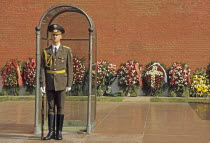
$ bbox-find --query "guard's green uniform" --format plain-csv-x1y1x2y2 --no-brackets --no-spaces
40,44,73,114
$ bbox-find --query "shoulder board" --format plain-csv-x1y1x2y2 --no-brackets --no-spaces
63,46,70,49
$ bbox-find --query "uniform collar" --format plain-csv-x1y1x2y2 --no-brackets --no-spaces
52,43,61,52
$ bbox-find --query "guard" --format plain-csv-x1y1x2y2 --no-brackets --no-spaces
40,24,73,140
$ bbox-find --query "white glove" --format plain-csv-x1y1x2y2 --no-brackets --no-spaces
40,86,46,94
66,87,71,92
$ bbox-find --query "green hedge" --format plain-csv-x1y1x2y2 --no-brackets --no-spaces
150,97,210,103
0,96,209,103
0,96,124,102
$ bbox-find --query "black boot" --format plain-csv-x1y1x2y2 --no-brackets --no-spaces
55,114,64,140
43,114,55,140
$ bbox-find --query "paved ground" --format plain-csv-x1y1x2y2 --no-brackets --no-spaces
0,98,209,143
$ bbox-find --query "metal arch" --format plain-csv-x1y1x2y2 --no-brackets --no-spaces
37,4,94,29
34,4,95,134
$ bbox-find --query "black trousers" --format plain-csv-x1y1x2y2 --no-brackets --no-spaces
46,90,66,115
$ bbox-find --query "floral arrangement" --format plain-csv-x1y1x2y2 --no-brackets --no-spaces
168,63,191,97
93,60,116,96
1,59,23,95
0,57,209,98
117,59,142,97
72,56,86,85
142,62,167,96
69,56,86,96
23,58,36,94
191,68,210,97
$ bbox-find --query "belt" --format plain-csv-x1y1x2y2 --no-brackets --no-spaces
46,69,66,74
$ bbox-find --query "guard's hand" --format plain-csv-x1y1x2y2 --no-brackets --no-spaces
66,87,71,92
40,86,46,94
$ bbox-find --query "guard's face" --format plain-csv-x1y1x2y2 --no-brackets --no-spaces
51,33,62,43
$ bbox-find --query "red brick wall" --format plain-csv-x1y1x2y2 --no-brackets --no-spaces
0,0,209,71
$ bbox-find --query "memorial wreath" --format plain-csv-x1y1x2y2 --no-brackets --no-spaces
168,62,191,97
142,62,167,96
1,59,23,95
117,59,142,97
191,68,210,97
70,56,86,96
93,60,116,96
23,58,36,94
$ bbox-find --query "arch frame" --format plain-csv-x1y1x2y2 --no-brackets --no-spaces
34,4,96,134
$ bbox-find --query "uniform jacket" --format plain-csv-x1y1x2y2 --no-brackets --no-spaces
40,44,73,91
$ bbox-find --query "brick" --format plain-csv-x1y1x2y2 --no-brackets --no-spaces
0,0,209,71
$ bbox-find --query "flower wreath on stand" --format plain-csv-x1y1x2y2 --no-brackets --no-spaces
23,58,36,94
168,63,191,97
117,59,142,97
93,60,116,96
191,68,210,97
1,59,23,95
142,62,167,96
69,56,86,96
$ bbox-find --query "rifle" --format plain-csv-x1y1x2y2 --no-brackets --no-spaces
41,92,44,140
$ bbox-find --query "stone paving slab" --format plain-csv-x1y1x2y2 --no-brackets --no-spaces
123,96,151,102
0,100,209,143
